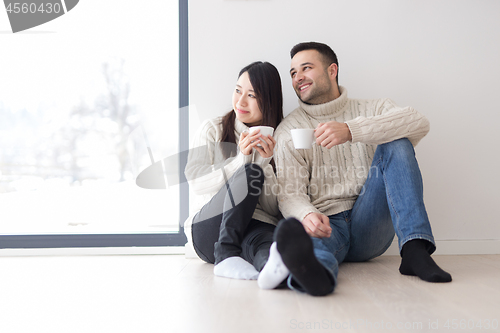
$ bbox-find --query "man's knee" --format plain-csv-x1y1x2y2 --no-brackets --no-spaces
380,138,415,157
382,137,412,149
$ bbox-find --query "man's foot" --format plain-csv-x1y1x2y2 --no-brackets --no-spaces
214,256,259,280
258,242,290,289
275,218,334,296
399,239,452,282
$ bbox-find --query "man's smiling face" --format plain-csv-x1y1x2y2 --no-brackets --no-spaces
290,49,338,105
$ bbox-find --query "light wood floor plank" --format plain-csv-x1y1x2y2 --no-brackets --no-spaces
1,254,499,333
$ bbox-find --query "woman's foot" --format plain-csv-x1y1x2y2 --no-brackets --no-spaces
213,256,259,280
258,242,290,289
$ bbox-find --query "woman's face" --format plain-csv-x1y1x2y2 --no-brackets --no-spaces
232,71,262,127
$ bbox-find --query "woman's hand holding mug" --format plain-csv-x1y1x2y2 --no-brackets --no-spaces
239,127,276,158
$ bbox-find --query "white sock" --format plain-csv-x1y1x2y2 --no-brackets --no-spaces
213,256,259,280
258,242,290,289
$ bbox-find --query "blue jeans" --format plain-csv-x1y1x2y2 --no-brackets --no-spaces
288,138,436,291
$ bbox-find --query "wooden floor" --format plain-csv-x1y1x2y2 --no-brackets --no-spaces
1,254,499,333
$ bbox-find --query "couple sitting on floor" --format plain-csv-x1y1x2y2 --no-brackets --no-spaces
184,41,451,297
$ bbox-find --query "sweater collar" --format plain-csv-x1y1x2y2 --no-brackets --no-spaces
234,117,249,136
298,86,348,119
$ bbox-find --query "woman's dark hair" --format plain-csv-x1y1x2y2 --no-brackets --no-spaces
290,41,339,84
220,61,283,158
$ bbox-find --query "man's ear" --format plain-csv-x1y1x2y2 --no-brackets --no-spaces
328,63,338,82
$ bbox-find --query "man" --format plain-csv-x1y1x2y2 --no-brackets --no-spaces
260,42,451,296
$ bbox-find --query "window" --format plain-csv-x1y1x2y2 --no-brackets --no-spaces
0,0,188,248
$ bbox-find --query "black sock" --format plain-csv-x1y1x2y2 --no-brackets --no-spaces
399,239,452,283
275,218,334,296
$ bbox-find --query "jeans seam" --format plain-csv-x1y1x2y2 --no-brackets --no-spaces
382,163,403,238
333,241,349,258
351,157,382,219
328,216,350,258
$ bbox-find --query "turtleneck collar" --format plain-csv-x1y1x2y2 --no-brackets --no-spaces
234,117,249,136
298,86,348,120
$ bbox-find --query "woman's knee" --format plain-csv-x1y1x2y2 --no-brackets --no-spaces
244,163,264,192
245,163,264,180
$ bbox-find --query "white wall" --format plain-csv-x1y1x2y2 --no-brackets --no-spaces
189,0,500,252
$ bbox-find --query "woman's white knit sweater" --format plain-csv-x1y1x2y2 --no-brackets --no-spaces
274,86,430,221
183,116,280,245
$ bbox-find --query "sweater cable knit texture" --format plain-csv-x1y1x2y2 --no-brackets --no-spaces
274,86,430,221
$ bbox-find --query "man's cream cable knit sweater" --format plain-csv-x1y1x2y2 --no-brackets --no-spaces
274,86,430,221
183,116,281,247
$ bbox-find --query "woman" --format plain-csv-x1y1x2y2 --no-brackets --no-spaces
184,61,284,279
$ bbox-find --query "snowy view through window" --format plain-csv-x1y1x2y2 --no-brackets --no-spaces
0,1,180,234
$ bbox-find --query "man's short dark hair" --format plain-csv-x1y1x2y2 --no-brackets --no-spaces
290,42,339,83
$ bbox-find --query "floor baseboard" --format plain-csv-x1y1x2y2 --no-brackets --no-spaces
383,239,500,256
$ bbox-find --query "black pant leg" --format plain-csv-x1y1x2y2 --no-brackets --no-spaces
191,163,264,264
191,212,222,264
214,163,264,264
240,220,276,271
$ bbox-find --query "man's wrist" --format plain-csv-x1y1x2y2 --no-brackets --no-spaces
303,211,321,220
303,211,315,221
344,123,352,141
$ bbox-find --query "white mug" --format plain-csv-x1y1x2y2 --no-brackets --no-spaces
249,126,274,146
291,128,315,149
